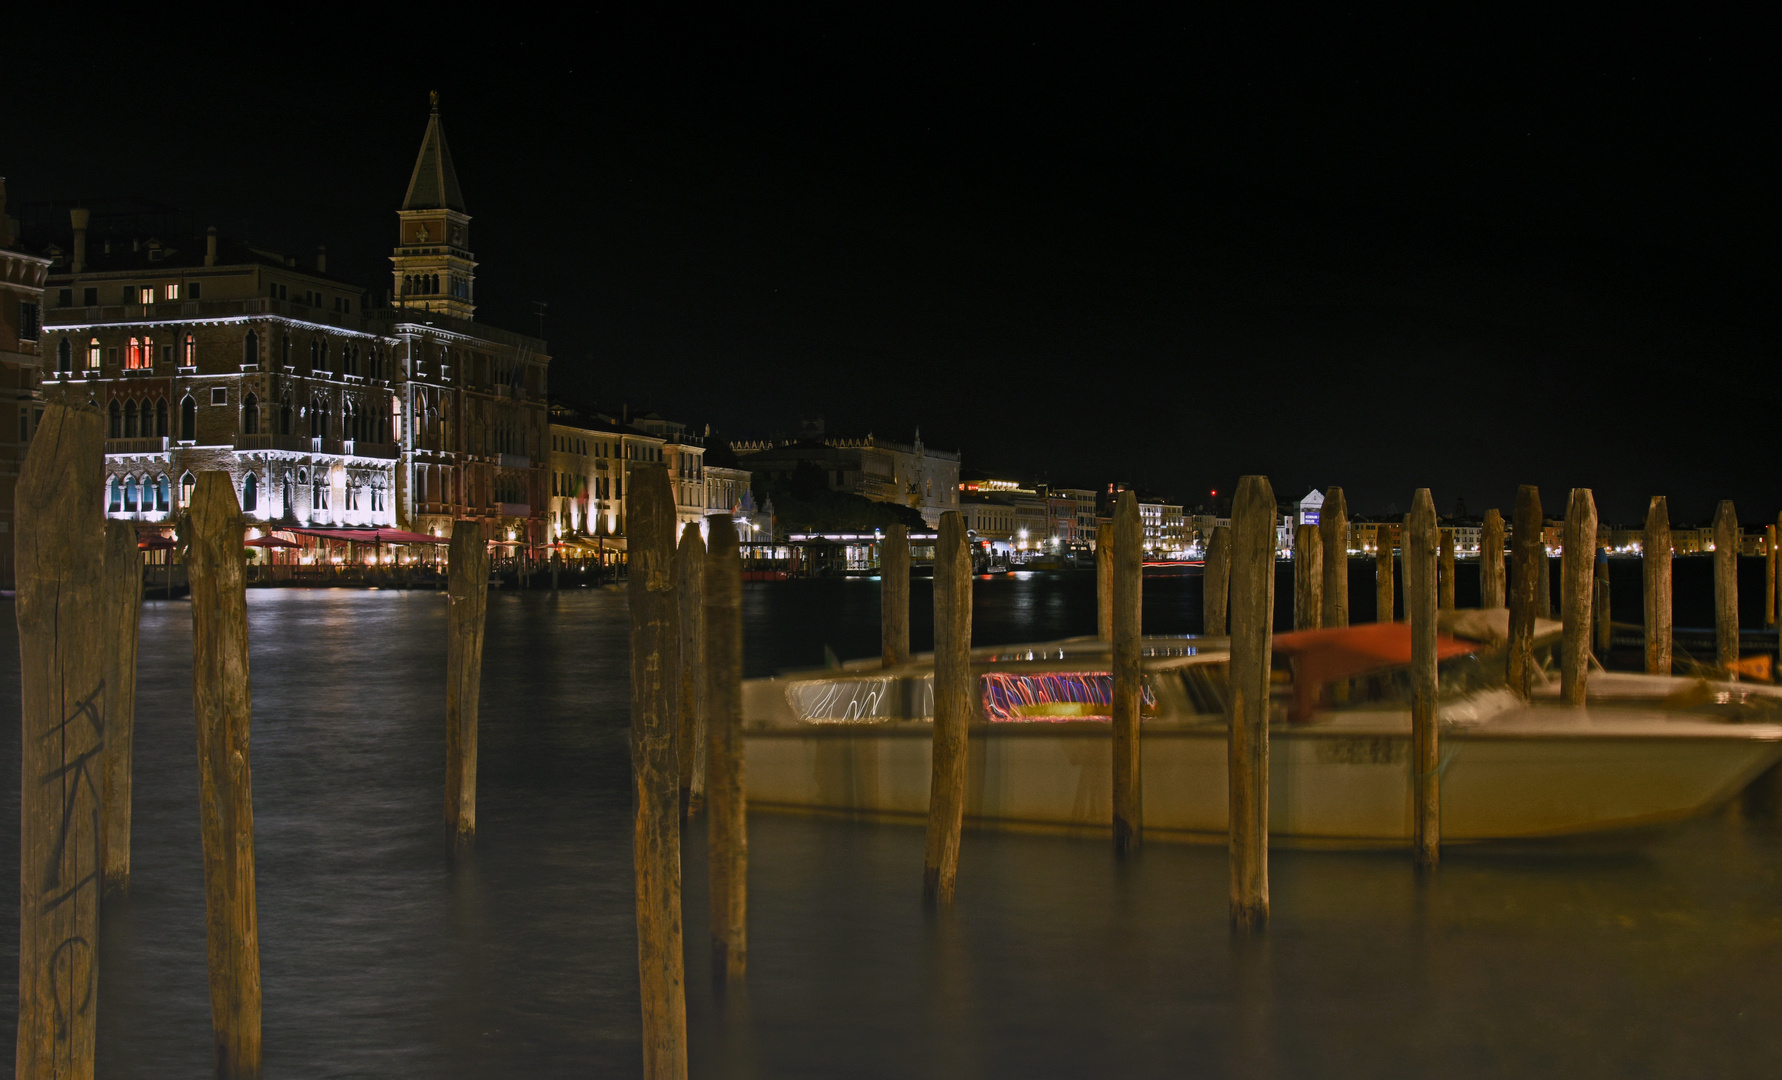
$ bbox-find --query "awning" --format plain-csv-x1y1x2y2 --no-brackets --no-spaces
244,535,301,549
285,527,451,545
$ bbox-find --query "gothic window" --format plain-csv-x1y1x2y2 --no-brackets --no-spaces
142,335,154,367
124,400,139,438
180,472,196,506
282,474,293,514
57,338,72,372
124,476,140,512
108,476,122,513
128,337,143,369
108,399,122,438
156,475,171,512
280,397,293,435
282,333,292,367
180,395,196,441
244,330,258,366
155,398,168,437
243,473,258,512
183,334,195,366
243,393,259,435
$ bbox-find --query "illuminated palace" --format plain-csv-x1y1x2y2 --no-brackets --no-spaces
36,96,551,543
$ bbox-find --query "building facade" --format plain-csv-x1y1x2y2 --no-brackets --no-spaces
735,428,960,527
1,180,51,589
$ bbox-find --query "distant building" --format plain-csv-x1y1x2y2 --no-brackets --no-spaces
33,97,551,544
0,180,51,589
735,425,960,527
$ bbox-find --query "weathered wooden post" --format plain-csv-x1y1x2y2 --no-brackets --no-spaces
1438,526,1456,613
1594,547,1611,657
189,471,262,1077
1204,525,1231,636
1111,491,1144,854
1293,523,1322,630
15,404,106,1079
881,522,910,667
1319,486,1349,628
1765,523,1777,628
1096,517,1115,640
551,548,560,591
445,520,489,844
1228,475,1275,932
677,523,706,817
1713,500,1739,674
102,520,144,898
1560,489,1597,706
1406,490,1440,868
1375,524,1395,621
704,516,746,986
924,511,972,905
1537,537,1552,619
1643,497,1673,676
1508,485,1543,698
1480,509,1505,609
628,467,686,1080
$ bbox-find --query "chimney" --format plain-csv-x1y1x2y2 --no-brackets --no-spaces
316,244,327,274
205,226,217,267
71,207,90,272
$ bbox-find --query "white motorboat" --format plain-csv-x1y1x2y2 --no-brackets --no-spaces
742,615,1782,844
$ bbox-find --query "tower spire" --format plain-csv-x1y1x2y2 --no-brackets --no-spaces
392,93,476,319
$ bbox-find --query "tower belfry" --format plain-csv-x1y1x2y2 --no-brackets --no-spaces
392,91,476,320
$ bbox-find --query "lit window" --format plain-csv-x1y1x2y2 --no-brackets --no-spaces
164,284,179,301
128,337,142,368
140,287,154,305
183,334,195,366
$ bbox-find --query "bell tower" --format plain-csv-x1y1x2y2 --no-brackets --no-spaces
392,92,476,320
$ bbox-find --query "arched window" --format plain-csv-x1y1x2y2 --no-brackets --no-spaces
142,335,154,367
243,472,258,512
280,397,293,435
183,334,195,366
108,399,122,438
155,398,168,437
124,399,139,438
108,476,122,513
156,475,171,512
87,338,102,369
282,474,293,516
244,330,258,366
57,338,72,372
243,393,259,435
180,395,196,441
124,476,139,513
180,472,196,507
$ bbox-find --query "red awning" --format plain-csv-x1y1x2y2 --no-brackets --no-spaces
244,535,301,548
284,527,451,545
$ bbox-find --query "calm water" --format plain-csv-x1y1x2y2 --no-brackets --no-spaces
3,567,1780,1077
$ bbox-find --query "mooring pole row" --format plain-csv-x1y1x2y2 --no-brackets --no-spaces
1375,521,1395,622
1713,500,1739,677
1560,489,1597,707
1096,515,1115,641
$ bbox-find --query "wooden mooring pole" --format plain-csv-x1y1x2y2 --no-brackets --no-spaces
1096,517,1115,640
1294,523,1321,630
628,467,686,1080
677,523,706,816
1111,491,1143,855
924,511,972,905
1204,525,1231,636
1438,526,1456,613
1480,508,1505,609
445,520,489,844
1508,485,1543,698
704,516,746,986
881,522,910,667
1408,489,1440,868
190,472,262,1077
103,519,143,898
1228,475,1275,932
1594,547,1612,657
1713,500,1739,674
1644,497,1673,676
1766,522,1778,628
1375,524,1395,622
1319,486,1349,628
1560,489,1597,706
1538,537,1552,620
15,403,105,1079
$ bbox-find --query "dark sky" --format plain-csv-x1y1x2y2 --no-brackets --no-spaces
12,12,1774,524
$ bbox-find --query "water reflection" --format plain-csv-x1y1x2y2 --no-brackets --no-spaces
0,580,1777,1077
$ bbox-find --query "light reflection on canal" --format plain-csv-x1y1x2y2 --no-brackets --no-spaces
2,574,1779,1077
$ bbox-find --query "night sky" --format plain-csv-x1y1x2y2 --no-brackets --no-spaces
12,13,1773,524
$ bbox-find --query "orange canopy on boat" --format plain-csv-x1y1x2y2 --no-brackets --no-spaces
1273,622,1481,721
